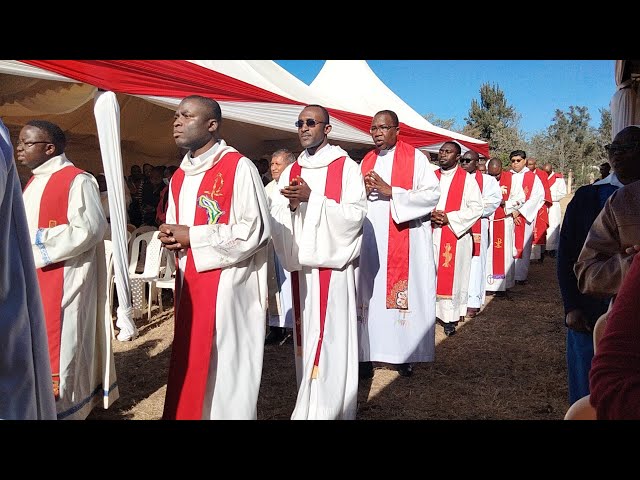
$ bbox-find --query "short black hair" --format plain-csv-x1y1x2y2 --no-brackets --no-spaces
374,110,399,126
304,104,330,124
509,149,527,160
26,119,66,153
184,95,222,123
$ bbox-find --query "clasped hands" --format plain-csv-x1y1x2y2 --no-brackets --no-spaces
280,175,311,211
364,170,392,197
158,223,190,251
431,209,449,227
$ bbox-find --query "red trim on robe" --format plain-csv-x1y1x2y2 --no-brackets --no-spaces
360,140,414,309
513,171,536,259
434,167,468,298
28,166,84,399
532,169,552,247
470,170,484,256
491,171,513,279
162,151,242,420
288,157,346,379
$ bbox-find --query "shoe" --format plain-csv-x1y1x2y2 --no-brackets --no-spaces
443,322,457,336
465,307,480,319
397,363,414,377
264,327,285,345
515,280,528,286
359,361,374,380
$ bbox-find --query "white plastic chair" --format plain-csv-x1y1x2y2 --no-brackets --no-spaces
128,230,164,320
149,248,176,314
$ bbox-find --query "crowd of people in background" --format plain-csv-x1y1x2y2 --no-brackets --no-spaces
3,93,640,421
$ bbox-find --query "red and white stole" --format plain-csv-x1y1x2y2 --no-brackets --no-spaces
532,169,552,246
513,170,535,259
491,171,512,279
162,151,242,420
470,170,484,256
434,166,468,298
25,165,84,399
289,156,346,380
360,140,414,309
547,171,562,188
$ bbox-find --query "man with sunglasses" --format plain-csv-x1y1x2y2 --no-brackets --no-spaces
355,110,440,380
508,150,546,286
559,125,640,406
17,119,117,419
269,104,366,419
459,150,501,319
431,141,483,336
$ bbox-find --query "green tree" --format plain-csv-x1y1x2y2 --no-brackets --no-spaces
465,82,525,163
422,113,458,131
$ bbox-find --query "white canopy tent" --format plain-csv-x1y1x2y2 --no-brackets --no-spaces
0,59,376,339
308,60,490,158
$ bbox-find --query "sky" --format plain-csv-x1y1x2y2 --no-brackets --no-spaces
274,60,615,140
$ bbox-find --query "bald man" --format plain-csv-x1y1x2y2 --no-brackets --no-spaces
485,158,525,294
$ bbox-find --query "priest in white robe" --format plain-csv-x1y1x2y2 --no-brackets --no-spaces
459,151,501,317
0,118,56,420
431,142,483,336
509,150,545,284
485,159,525,293
159,96,270,420
356,110,441,379
542,162,567,256
18,120,116,420
270,105,366,420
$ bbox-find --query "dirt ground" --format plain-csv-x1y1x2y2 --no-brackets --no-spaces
88,196,574,421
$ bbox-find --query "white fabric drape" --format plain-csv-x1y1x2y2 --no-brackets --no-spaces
93,91,137,340
611,60,639,139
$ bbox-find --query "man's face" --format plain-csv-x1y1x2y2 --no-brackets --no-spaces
437,143,461,170
608,127,640,183
297,107,329,151
270,155,290,182
370,113,399,150
460,153,478,173
511,155,526,173
173,98,217,152
526,158,536,171
15,125,53,171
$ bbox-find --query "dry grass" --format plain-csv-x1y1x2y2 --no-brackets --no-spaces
89,195,573,420
87,254,568,421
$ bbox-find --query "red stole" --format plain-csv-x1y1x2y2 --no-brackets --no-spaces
434,167,468,298
25,165,84,399
513,170,536,259
470,170,484,256
491,171,512,279
360,140,414,309
162,151,242,420
532,169,552,246
289,157,346,380
547,171,562,188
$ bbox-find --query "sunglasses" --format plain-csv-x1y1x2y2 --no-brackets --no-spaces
460,158,473,164
295,119,327,129
604,142,640,155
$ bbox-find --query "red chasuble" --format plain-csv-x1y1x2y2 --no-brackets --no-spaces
513,170,536,259
470,170,484,257
288,157,346,379
25,166,84,399
162,151,242,420
434,167,468,298
491,171,513,279
532,168,553,247
360,140,414,309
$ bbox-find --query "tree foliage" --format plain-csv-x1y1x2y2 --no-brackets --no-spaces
422,113,457,131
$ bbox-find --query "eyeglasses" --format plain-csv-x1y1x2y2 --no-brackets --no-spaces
369,125,398,133
16,140,50,148
604,142,640,155
295,119,327,129
459,158,473,164
510,158,525,163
